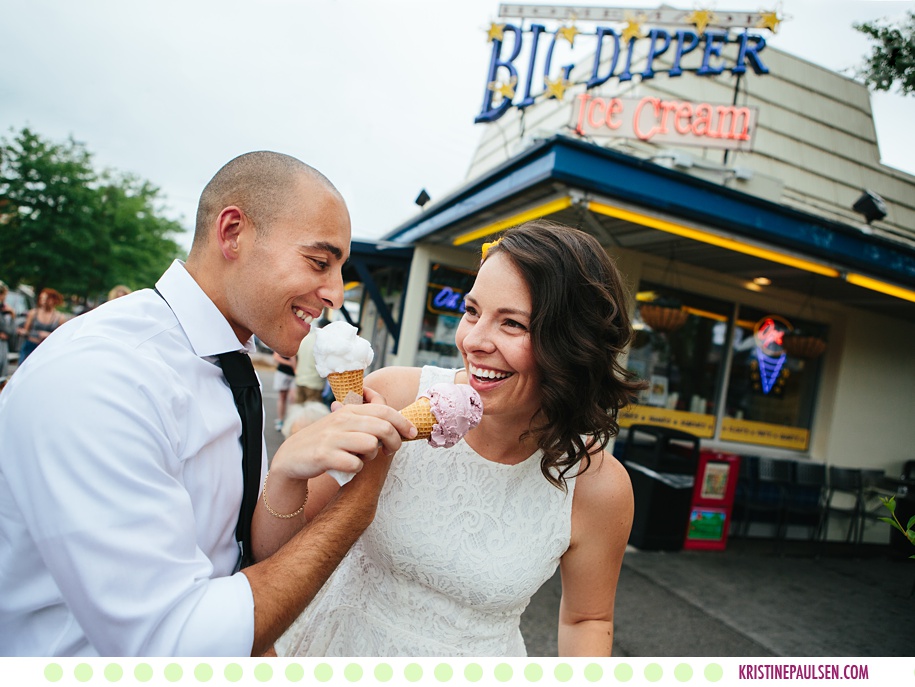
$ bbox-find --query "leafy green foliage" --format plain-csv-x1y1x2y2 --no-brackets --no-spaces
854,12,915,96
879,496,915,558
0,127,185,302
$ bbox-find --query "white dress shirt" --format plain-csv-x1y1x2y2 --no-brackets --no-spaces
0,260,264,656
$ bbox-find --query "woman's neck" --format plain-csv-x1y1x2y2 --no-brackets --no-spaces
465,417,540,465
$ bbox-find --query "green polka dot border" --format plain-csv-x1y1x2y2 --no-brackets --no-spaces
31,659,746,685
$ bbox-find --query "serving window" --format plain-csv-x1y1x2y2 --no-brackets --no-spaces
623,281,828,451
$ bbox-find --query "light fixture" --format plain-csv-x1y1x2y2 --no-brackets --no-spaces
846,273,915,303
753,277,771,286
852,190,887,224
587,201,841,278
672,152,693,169
733,166,754,181
415,189,431,208
452,196,574,246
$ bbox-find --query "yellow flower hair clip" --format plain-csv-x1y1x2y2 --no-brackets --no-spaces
480,237,503,263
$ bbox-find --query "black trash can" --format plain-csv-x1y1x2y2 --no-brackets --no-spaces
623,424,701,551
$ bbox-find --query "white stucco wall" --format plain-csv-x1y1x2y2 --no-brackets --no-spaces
820,307,915,476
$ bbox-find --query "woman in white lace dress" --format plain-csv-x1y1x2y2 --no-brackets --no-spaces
277,221,645,656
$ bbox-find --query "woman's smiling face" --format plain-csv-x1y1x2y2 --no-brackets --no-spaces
456,252,542,421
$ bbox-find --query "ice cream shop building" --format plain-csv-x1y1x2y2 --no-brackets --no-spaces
344,5,915,542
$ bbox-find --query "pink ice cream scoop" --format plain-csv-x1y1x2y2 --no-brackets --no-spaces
399,383,483,448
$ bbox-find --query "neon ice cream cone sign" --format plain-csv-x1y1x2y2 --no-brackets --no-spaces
753,316,791,395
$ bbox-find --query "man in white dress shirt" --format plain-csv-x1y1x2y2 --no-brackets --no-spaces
0,151,415,656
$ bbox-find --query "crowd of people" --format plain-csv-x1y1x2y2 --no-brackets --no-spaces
0,151,641,658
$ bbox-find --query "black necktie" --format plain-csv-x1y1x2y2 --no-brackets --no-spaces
217,351,263,569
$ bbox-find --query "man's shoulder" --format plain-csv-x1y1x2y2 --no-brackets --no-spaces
22,292,191,384
69,290,183,351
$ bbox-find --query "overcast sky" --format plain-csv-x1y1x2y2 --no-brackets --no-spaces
3,0,913,250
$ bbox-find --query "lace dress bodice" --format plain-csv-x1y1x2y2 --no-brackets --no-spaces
277,366,575,657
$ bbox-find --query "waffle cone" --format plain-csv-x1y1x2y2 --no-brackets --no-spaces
327,369,364,403
399,397,435,441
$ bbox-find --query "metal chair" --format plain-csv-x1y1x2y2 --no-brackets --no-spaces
730,455,758,537
783,461,828,542
903,460,915,482
823,466,863,543
857,468,890,544
741,457,793,538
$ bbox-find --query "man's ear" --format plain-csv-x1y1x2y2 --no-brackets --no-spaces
215,206,246,261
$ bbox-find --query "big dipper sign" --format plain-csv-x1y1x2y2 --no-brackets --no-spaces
476,4,781,150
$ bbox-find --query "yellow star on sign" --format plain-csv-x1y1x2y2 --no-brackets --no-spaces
487,22,506,42
488,76,517,101
556,24,579,46
543,75,570,101
620,14,645,43
685,9,717,34
756,11,782,33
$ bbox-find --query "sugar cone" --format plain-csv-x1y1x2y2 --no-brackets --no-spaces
399,396,435,441
327,369,364,404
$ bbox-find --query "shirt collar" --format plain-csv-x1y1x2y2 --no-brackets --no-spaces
155,260,256,358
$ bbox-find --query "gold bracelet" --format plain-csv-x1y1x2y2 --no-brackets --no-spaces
261,470,308,519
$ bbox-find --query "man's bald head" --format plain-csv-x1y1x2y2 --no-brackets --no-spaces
192,151,340,252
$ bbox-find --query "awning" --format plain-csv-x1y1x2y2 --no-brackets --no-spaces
384,135,915,320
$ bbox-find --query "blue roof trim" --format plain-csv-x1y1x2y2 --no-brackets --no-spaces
391,154,557,245
385,136,915,287
549,145,915,284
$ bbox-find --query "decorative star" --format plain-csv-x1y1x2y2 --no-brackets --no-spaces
685,9,717,34
487,22,506,42
487,75,517,101
543,75,570,101
556,24,579,46
756,11,782,33
620,14,646,43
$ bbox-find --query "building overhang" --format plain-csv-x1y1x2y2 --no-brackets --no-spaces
384,135,915,320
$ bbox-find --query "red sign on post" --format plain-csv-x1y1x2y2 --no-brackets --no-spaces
684,451,741,550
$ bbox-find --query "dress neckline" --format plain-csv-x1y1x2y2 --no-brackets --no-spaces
452,436,542,470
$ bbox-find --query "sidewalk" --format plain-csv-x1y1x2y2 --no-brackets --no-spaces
520,538,915,657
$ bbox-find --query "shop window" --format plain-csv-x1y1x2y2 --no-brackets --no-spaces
722,305,827,451
415,263,476,369
623,283,731,438
623,281,828,452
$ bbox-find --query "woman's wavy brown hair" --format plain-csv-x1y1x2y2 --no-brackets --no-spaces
483,220,647,490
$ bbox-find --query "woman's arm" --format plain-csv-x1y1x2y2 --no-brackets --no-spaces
364,365,422,411
557,451,634,656
18,308,34,336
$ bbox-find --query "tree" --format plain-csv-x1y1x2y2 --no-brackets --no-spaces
854,11,915,96
0,127,185,302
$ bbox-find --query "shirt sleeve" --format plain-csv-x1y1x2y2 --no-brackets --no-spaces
3,338,255,656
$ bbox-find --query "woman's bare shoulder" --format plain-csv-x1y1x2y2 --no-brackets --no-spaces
574,450,633,512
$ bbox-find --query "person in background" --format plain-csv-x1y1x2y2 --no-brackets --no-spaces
294,318,327,403
17,288,66,364
278,220,645,657
272,350,297,432
0,281,14,381
0,151,415,656
108,284,133,301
